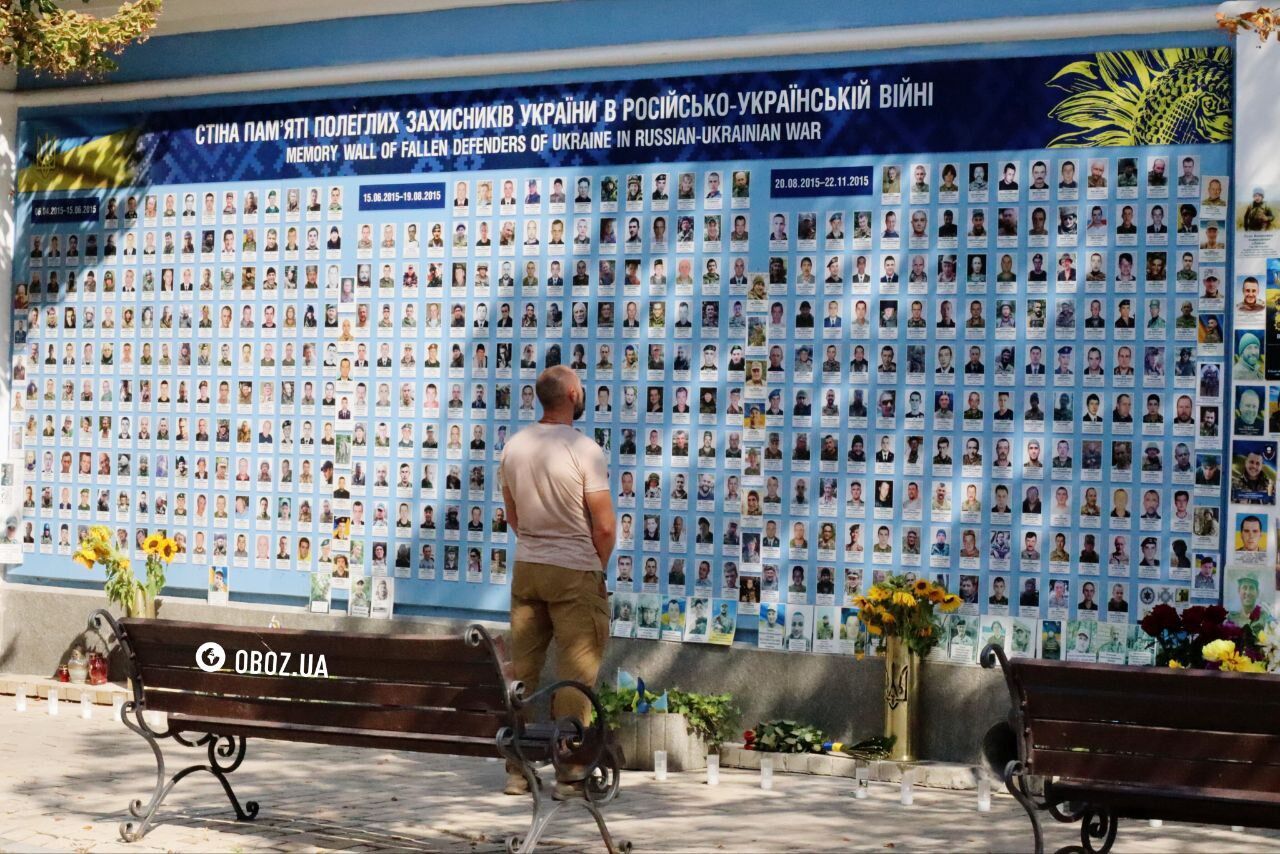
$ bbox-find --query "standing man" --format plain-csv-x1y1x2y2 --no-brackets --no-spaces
500,365,616,797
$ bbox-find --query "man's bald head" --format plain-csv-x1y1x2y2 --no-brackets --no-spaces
535,365,582,416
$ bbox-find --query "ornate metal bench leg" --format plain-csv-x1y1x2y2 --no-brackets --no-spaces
119,701,170,843
1079,806,1118,854
118,707,259,843
203,734,260,822
509,782,564,854
578,797,631,854
1003,760,1045,854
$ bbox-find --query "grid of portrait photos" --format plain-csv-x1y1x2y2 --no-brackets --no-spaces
1223,200,1280,632
11,146,1230,660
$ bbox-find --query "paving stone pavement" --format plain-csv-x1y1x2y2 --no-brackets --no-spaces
1,703,1278,853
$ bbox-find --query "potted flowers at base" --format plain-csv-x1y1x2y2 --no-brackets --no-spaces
597,679,739,772
851,575,962,762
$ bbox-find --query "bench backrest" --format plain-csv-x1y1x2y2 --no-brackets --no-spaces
997,653,1280,794
118,618,514,757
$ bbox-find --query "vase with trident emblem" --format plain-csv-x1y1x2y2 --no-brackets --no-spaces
883,636,920,762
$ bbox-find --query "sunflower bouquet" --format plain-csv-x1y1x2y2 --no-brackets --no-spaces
851,574,962,658
75,525,175,617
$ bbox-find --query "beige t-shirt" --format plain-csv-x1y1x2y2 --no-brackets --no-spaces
500,422,610,571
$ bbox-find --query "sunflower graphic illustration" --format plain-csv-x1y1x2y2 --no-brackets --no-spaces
1046,48,1232,147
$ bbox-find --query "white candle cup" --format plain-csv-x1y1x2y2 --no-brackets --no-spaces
111,694,124,720
15,684,27,712
706,753,720,786
977,775,992,812
653,750,667,782
760,755,774,790
1232,826,1245,833
1148,819,1162,828
80,693,93,720
47,688,59,716
854,765,869,799
900,770,914,806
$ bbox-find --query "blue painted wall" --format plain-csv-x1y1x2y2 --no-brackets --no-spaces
10,3,1236,624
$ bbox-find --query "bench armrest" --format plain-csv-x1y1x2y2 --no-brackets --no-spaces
980,642,1010,672
515,679,610,783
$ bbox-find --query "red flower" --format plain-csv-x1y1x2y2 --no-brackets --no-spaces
1203,605,1228,626
1140,604,1180,637
1180,606,1206,632
1251,606,1263,622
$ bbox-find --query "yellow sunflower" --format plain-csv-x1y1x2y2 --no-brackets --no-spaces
143,533,163,555
1047,48,1232,147
159,538,178,562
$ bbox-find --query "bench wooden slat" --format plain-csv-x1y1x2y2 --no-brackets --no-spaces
1031,719,1280,766
167,713,509,758
1029,748,1280,793
1023,690,1280,735
129,642,501,686
1011,657,1280,701
146,689,507,738
121,618,496,667
139,666,509,712
1050,778,1280,828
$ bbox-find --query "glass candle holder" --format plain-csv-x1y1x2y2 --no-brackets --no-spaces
900,769,914,806
855,764,869,799
47,688,59,716
653,750,667,781
706,753,720,786
760,755,774,790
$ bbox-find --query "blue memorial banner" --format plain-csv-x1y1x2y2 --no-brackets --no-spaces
18,49,1231,189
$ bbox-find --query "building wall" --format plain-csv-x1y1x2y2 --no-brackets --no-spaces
0,1,1232,761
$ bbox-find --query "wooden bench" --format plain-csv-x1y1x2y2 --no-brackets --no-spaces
90,610,628,853
981,643,1280,854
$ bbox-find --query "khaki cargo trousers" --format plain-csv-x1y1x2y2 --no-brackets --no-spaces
507,560,609,780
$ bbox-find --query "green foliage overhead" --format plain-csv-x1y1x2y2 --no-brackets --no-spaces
0,0,162,77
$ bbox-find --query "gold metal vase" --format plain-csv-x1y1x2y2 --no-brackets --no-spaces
883,636,919,762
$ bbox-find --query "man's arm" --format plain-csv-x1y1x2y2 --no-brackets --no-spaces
502,484,520,538
584,489,616,571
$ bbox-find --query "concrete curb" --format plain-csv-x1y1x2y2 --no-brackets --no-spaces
0,672,128,704
717,743,987,789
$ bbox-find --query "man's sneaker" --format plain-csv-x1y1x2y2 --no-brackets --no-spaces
504,773,530,796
